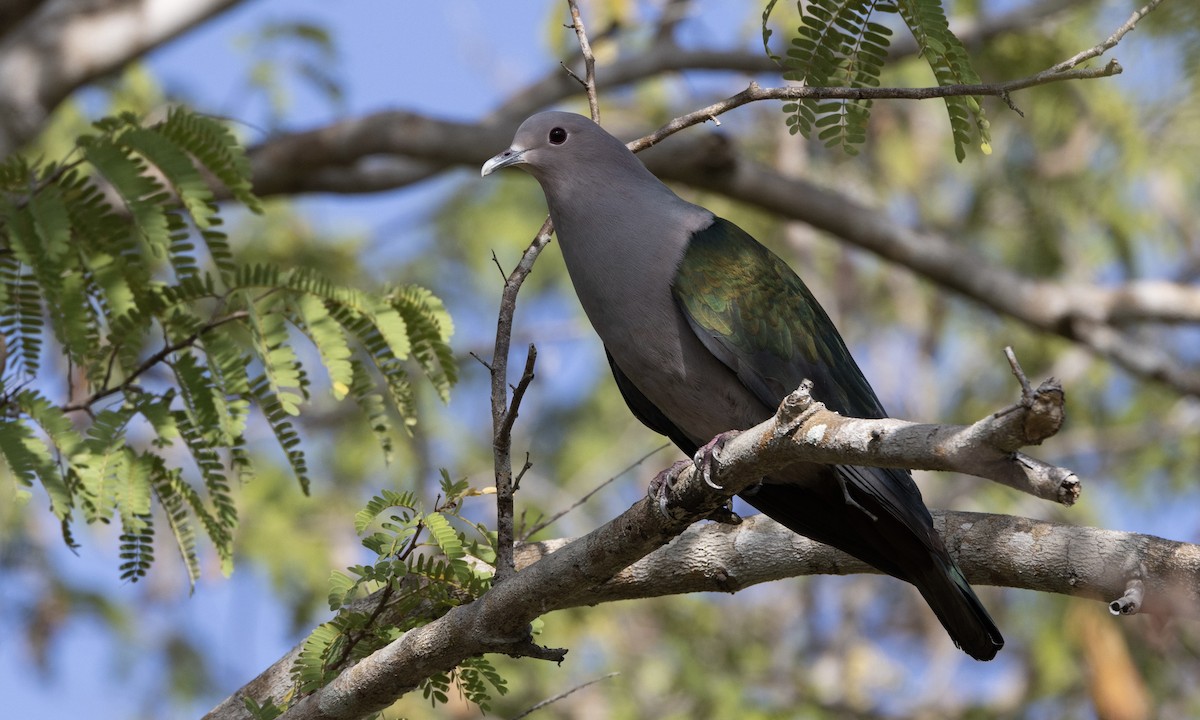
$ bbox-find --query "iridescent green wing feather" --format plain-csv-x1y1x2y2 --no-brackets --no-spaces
672,217,886,419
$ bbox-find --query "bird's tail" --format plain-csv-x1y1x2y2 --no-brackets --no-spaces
740,478,1003,661
910,557,1004,661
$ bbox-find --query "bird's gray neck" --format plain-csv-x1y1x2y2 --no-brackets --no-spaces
539,170,713,350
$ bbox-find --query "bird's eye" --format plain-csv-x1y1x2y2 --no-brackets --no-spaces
548,127,567,145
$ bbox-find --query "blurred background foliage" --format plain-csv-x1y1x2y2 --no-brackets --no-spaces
3,1,1200,718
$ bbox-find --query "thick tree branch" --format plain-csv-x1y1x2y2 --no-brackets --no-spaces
642,373,1076,506
237,3,1200,401
244,0,1135,198
0,0,49,39
246,105,1200,394
208,374,1200,720
209,510,1200,720
516,510,1200,618
0,0,247,155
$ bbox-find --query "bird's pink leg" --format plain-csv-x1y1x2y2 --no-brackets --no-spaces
647,430,743,524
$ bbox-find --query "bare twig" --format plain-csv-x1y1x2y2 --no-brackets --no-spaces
1048,0,1164,74
627,2,1164,152
498,344,538,442
1005,346,1034,398
566,0,600,123
492,0,1079,124
622,0,1163,154
509,672,621,720
626,64,1119,153
522,442,672,540
489,0,601,583
489,220,553,582
60,309,249,414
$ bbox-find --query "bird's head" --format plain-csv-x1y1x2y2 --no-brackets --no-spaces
481,111,636,185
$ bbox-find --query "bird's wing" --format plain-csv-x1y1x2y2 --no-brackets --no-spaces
671,216,886,420
671,217,930,515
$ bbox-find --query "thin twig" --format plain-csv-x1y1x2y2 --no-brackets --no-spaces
500,344,538,442
513,452,533,492
566,0,600,123
489,219,554,582
522,442,671,540
627,63,1120,153
468,351,493,372
509,672,621,720
619,0,1168,154
1005,346,1033,398
1047,0,1164,74
61,309,249,413
488,0,599,584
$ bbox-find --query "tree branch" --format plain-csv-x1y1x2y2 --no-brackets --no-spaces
565,0,599,123
58,308,249,414
0,0,247,155
488,0,1083,124
488,222,553,582
1047,0,1164,75
489,0,600,583
207,368,1200,720
244,99,1200,396
236,2,1196,380
516,510,1200,618
625,66,1122,154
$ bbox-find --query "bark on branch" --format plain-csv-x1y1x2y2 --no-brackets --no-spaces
203,373,1200,720
0,0,246,155
234,374,1073,719
518,511,1200,619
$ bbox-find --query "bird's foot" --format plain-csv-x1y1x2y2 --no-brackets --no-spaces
694,430,740,490
646,453,743,525
648,459,693,519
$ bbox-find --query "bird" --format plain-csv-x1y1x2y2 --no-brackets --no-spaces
481,111,1003,661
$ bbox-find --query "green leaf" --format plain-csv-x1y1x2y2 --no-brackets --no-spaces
354,489,419,534
120,126,218,229
157,108,261,212
250,373,310,494
80,134,172,258
0,418,70,517
296,294,354,400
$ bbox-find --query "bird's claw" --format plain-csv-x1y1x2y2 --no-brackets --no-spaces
694,430,740,489
647,439,744,525
648,459,693,519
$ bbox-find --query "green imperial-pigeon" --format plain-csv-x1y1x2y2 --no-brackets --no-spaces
482,111,1003,661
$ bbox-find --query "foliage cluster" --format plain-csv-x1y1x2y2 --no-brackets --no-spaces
0,109,456,587
763,0,990,158
245,473,503,719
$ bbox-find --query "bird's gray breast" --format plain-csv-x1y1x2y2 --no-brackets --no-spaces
551,205,769,444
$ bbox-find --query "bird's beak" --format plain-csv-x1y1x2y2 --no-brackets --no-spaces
481,147,527,177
